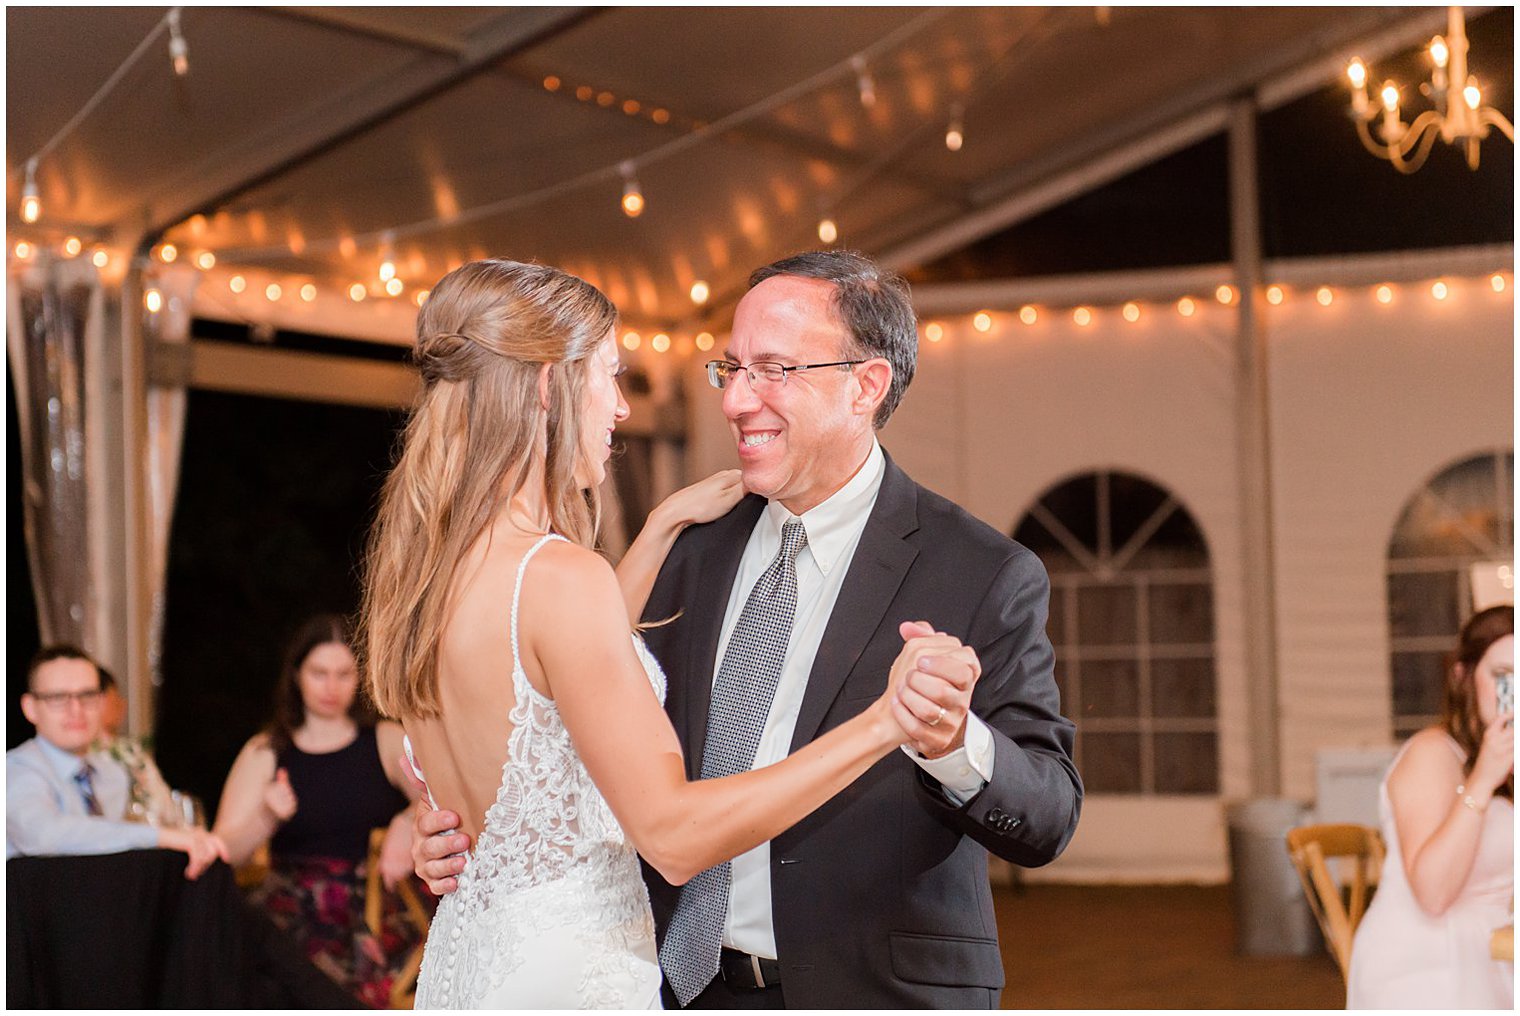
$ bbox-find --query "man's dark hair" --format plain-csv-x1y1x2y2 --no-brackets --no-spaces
749,250,917,428
26,644,101,693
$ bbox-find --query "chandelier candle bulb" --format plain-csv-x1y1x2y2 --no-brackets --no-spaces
144,289,163,313
20,158,40,223
817,218,838,244
620,162,644,218
1347,59,1369,115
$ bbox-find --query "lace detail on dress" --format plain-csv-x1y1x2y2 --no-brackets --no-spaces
413,534,667,1009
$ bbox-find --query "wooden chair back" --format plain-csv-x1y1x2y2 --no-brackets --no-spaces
1284,823,1385,982
364,827,432,1009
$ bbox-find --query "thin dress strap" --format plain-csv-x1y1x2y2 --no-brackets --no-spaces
511,533,569,683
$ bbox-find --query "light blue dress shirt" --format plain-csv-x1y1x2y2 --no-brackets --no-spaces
6,736,159,858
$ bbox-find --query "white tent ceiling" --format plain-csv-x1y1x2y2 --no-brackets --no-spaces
7,6,1466,336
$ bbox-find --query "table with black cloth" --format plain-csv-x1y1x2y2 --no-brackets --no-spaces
7,849,362,1008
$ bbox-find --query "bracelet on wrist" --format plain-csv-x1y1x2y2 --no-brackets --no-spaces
1455,784,1489,814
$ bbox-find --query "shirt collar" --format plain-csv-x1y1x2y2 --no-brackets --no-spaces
763,440,885,576
36,735,95,781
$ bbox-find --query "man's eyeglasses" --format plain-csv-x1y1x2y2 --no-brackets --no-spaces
706,359,865,391
30,690,104,709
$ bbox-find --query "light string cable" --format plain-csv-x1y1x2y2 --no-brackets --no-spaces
10,8,184,187
215,8,954,264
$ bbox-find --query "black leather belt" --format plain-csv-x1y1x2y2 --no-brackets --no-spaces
719,947,781,990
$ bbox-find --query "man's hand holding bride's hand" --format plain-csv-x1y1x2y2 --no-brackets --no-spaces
885,621,982,759
401,754,470,896
651,469,745,531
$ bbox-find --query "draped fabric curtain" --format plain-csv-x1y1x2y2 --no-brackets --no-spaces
143,265,195,689
7,256,99,650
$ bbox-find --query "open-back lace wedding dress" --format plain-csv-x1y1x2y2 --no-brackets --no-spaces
407,534,665,1009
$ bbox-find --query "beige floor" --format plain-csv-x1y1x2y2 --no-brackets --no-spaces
993,884,1345,1009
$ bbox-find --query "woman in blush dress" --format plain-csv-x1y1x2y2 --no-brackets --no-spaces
359,260,974,1008
1347,604,1514,1009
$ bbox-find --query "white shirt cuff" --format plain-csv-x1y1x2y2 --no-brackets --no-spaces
901,712,995,804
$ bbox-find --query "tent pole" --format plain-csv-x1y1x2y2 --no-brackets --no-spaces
1229,96,1283,798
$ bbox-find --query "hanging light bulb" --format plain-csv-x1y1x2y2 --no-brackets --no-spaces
167,8,189,77
13,241,33,260
1177,297,1197,317
1215,284,1236,305
945,105,965,152
265,283,282,301
620,161,645,218
414,289,430,307
817,217,838,244
851,55,876,108
972,311,993,333
157,243,178,264
925,322,944,342
1122,302,1141,322
144,289,163,313
1266,285,1285,305
385,277,404,297
1491,273,1507,293
689,280,710,305
62,236,82,257
195,250,215,270
1431,280,1449,300
1073,307,1093,326
1018,306,1038,325
300,283,317,302
1316,286,1334,306
651,333,671,353
20,158,40,224
379,260,396,282
349,283,367,302
229,274,247,293
695,332,715,352
622,330,641,350
91,248,110,269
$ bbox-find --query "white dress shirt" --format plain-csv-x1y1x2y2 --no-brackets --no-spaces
715,440,995,959
5,736,158,858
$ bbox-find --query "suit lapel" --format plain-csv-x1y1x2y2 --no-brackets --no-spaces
789,456,920,752
680,494,766,778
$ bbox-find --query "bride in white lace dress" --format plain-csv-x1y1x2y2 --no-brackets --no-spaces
359,261,974,1008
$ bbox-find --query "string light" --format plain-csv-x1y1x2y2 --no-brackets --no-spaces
596,91,615,107
1316,286,1334,306
195,250,215,270
623,99,641,116
1177,297,1196,317
265,283,282,301
13,241,33,260
1375,284,1394,304
414,289,430,306
91,248,109,268
817,218,838,244
229,274,247,293
348,282,366,302
1073,307,1093,326
1431,280,1449,300
1266,285,1285,305
650,108,670,125
945,105,965,152
575,85,593,102
1122,302,1141,322
1215,284,1235,305
925,322,944,342
620,161,645,218
378,260,396,282
167,7,189,77
972,311,993,333
20,158,40,223
300,283,317,302
543,75,560,92
852,55,876,108
622,330,641,350
144,288,163,313
695,332,715,352
689,280,710,305
1492,273,1507,293
651,333,671,353
385,277,404,297
157,243,178,263
1018,306,1038,325
62,236,82,257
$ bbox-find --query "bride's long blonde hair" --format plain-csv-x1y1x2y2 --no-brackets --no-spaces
361,260,617,720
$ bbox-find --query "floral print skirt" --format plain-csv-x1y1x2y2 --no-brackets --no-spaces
248,854,430,1008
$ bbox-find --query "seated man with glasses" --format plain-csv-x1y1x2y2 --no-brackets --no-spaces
7,645,226,878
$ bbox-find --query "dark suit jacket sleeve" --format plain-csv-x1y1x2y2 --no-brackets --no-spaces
913,545,1082,867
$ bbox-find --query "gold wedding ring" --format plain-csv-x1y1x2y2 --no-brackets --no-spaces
928,705,946,727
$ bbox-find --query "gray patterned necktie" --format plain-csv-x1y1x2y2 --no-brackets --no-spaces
73,762,103,816
661,519,809,1005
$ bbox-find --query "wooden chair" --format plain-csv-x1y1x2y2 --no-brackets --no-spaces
364,827,432,1009
1284,823,1385,982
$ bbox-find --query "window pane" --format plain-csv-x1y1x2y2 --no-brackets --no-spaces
1391,651,1445,720
1152,732,1219,794
1149,583,1214,643
1151,657,1216,718
1013,514,1084,575
1078,584,1137,645
1388,571,1460,638
1080,658,1140,718
1037,475,1100,556
1046,585,1067,646
1107,473,1170,555
1388,453,1513,559
1126,507,1209,570
1080,732,1142,793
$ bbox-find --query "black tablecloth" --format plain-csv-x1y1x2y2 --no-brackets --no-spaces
7,849,362,1008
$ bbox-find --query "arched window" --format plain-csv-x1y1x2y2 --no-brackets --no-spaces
1386,450,1515,739
1013,471,1218,795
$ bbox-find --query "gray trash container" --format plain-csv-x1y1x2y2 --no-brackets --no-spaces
1226,798,1317,956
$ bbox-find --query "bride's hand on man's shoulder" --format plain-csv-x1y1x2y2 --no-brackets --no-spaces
654,469,745,529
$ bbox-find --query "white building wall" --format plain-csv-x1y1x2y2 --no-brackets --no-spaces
680,252,1513,882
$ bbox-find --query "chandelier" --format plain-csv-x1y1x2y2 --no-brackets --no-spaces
1344,6,1514,173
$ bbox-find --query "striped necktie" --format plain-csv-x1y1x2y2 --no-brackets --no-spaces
73,762,104,816
661,519,809,1005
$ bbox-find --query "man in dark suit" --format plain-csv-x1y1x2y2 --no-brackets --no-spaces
414,251,1080,1007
